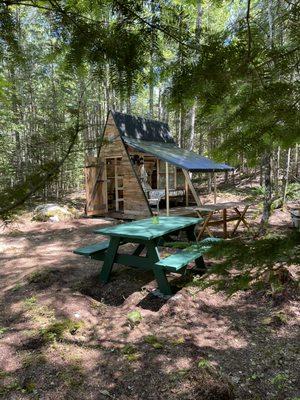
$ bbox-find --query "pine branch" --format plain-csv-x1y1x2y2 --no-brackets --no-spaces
114,0,200,52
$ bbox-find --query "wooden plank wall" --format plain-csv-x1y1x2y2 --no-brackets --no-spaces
85,156,106,216
100,114,151,216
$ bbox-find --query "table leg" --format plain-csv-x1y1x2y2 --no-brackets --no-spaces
177,224,206,274
146,241,172,296
194,255,206,274
196,211,214,241
196,211,214,238
132,243,145,256
186,225,196,242
231,206,250,236
100,237,120,283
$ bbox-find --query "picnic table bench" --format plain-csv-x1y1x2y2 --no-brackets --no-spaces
74,216,221,295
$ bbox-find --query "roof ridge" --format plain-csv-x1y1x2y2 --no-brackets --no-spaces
110,110,169,126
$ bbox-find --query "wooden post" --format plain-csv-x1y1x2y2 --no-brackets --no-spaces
185,175,189,206
213,172,217,204
157,159,160,189
114,159,119,211
182,169,202,207
174,166,177,189
166,162,170,216
104,161,108,213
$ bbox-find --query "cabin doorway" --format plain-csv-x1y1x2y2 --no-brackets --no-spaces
105,157,124,213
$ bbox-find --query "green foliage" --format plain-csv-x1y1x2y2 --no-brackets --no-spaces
144,335,164,349
0,327,8,336
270,373,289,390
40,319,82,342
285,183,300,202
121,344,140,361
0,0,299,220
23,296,37,308
169,368,190,382
127,310,142,326
197,358,213,370
200,231,300,295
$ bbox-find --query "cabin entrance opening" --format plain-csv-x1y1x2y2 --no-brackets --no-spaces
106,157,124,213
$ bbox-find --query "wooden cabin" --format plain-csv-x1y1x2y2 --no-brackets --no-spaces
85,111,233,219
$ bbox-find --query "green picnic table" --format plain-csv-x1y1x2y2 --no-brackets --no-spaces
74,216,221,295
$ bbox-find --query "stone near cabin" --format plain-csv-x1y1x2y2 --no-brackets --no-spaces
32,204,77,222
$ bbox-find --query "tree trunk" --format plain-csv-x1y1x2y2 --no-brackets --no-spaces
275,146,281,195
178,108,183,148
207,173,212,194
189,102,196,151
294,144,299,178
148,0,155,118
282,148,291,203
259,152,272,232
189,0,202,152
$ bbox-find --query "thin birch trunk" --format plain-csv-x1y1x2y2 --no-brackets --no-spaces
294,144,299,178
282,148,291,203
189,103,196,151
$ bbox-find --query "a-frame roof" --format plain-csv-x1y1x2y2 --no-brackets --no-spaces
111,111,174,143
110,111,233,172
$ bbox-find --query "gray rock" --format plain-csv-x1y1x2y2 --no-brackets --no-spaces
32,203,75,222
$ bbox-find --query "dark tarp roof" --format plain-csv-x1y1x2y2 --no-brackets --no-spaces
112,111,175,143
122,137,233,172
110,111,233,172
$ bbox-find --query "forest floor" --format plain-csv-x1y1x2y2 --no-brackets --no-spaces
0,184,299,400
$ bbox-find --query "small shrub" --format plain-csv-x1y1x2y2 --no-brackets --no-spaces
40,319,82,342
271,373,289,390
0,327,8,336
197,358,213,370
121,345,140,361
23,296,37,308
171,336,185,346
127,310,142,326
144,335,164,349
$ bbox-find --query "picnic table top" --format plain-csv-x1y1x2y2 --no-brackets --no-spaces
196,201,250,212
94,216,201,240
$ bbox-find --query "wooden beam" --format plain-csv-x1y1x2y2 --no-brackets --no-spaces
166,162,170,216
182,169,202,207
185,175,189,206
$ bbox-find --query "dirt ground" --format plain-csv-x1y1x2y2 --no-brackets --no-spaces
0,192,299,400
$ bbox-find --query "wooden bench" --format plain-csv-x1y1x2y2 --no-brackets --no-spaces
73,240,110,260
155,237,222,273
